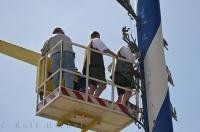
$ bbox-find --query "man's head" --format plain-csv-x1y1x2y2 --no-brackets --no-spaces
53,27,65,34
90,31,100,39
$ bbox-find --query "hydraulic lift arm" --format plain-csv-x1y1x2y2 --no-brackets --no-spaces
0,40,41,66
0,39,52,94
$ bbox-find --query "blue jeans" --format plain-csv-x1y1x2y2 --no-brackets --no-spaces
51,51,75,89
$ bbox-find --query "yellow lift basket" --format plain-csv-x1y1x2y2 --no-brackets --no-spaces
35,41,141,132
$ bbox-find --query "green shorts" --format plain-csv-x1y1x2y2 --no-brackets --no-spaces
114,72,135,95
89,66,106,86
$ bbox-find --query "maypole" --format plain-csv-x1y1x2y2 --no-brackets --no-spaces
137,0,173,131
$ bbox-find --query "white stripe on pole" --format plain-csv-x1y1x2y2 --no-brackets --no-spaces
144,25,168,131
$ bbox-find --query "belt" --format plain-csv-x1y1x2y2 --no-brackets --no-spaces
51,50,75,57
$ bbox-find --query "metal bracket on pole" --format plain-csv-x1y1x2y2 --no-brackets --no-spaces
122,26,140,54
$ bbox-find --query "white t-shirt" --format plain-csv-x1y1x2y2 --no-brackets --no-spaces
119,45,136,63
91,38,108,52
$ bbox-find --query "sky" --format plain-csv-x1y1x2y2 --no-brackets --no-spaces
0,0,200,132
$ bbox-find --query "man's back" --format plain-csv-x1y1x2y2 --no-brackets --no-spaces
41,27,75,90
42,33,74,56
48,34,73,55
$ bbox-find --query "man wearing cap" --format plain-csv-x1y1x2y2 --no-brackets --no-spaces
82,31,117,97
41,27,76,89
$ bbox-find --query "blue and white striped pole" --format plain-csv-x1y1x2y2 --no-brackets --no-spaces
137,0,173,131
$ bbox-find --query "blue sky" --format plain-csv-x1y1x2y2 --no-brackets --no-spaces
0,0,199,132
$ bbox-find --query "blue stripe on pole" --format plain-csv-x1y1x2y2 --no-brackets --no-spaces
153,91,173,132
137,0,161,60
137,0,173,131
138,61,149,131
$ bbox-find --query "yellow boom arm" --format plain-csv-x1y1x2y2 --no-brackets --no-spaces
0,40,53,94
0,40,41,66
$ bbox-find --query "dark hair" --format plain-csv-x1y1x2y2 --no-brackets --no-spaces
90,31,100,39
53,27,65,34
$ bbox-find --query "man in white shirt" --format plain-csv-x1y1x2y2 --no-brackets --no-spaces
83,31,117,97
114,44,139,105
41,27,75,90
